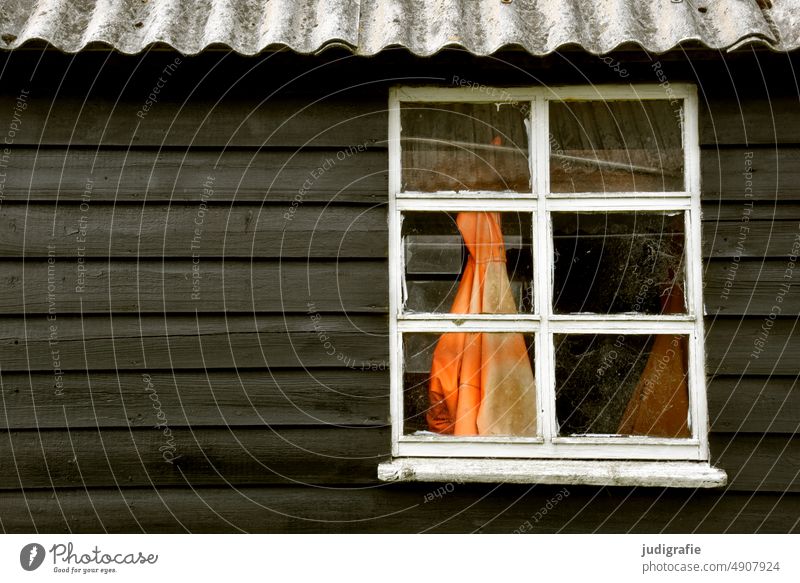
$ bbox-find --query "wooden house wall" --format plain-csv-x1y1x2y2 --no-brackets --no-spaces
0,49,797,533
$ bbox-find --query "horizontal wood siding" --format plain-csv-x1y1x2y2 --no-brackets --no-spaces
0,261,388,313
0,149,388,203
0,372,793,433
0,205,388,257
0,316,793,373
0,429,793,491
0,49,797,533
0,370,389,429
0,487,796,534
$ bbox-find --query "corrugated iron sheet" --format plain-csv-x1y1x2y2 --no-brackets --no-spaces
0,0,796,56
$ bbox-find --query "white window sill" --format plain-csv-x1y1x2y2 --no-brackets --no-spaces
377,458,727,488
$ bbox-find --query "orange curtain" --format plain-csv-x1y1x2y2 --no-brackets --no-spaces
426,212,537,436
617,284,691,437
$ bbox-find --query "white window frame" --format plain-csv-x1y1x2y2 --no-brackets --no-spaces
380,84,726,487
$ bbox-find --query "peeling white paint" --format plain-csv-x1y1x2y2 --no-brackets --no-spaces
378,457,728,488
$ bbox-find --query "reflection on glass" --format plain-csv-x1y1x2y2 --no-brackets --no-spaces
401,102,530,192
403,332,537,436
552,212,686,314
549,100,684,192
555,334,691,437
402,211,534,314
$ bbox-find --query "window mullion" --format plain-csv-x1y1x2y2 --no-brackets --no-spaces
534,96,556,444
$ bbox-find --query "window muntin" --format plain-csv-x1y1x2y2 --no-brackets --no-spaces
389,85,706,461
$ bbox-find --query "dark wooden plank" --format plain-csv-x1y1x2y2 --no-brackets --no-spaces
5,50,795,147
701,95,800,146
0,315,389,372
0,314,796,375
0,486,796,533
1,199,795,259
8,200,791,261
0,260,388,313
0,427,792,491
0,370,388,429
0,427,790,493
706,203,800,221
3,49,797,148
0,427,390,489
709,376,800,433
711,433,800,493
4,370,792,434
0,204,387,258
701,149,800,201
9,197,800,258
0,94,388,147
706,318,800,375
703,261,800,316
0,149,387,202
702,214,800,259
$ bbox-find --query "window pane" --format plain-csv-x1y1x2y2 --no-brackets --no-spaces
401,102,530,192
403,211,534,314
549,100,684,193
403,332,537,437
552,212,686,315
555,333,691,437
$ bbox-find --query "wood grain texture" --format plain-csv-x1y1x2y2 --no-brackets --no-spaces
0,260,388,313
0,204,388,258
0,369,388,429
0,429,793,491
700,95,800,146
1,148,797,206
7,201,796,260
703,261,800,316
0,315,795,375
702,206,800,258
0,427,390,489
0,315,389,372
2,370,794,435
0,95,388,148
710,434,800,493
0,149,388,203
0,486,796,533
708,376,800,433
705,318,800,375
701,149,800,201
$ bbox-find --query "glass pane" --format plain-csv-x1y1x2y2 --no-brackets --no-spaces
401,102,530,192
552,212,686,315
403,332,537,437
555,334,691,437
403,211,534,314
549,100,684,193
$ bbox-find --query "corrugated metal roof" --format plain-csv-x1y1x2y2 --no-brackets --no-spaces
0,0,797,56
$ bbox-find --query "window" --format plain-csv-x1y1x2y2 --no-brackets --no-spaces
379,85,726,487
